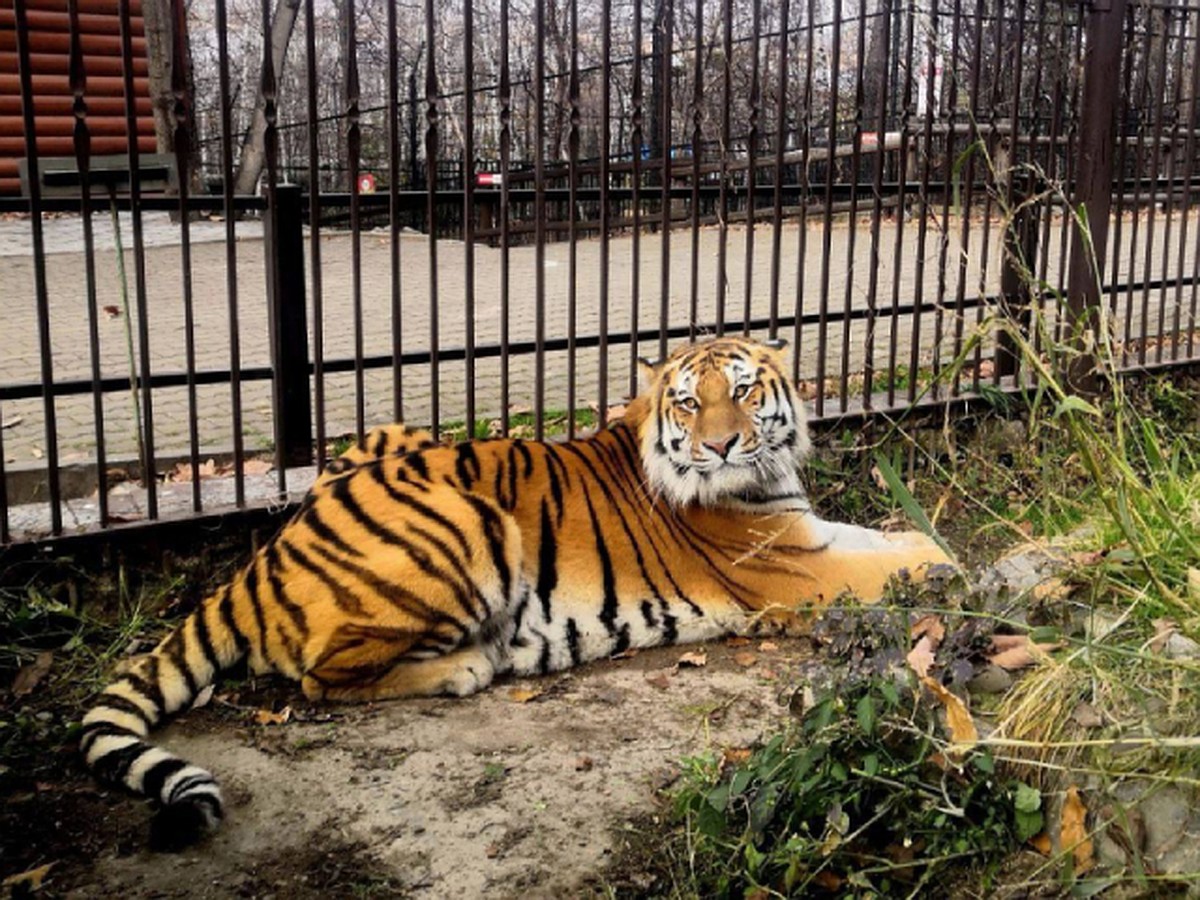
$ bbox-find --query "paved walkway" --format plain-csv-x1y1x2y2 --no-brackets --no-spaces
1,209,1196,472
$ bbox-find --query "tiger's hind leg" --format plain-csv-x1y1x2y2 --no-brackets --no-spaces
302,642,500,702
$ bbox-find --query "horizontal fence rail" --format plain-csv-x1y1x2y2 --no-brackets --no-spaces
1,0,1199,544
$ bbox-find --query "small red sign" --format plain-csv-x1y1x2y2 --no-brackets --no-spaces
358,173,377,194
476,172,503,186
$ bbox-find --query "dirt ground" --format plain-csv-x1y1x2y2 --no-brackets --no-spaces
4,635,815,899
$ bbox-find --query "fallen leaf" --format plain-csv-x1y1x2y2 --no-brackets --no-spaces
102,304,121,318
1031,577,1070,602
1150,618,1178,653
677,650,707,668
12,651,54,697
485,842,501,859
725,636,752,648
732,651,758,668
906,635,936,678
758,640,779,652
757,667,778,681
0,414,21,429
721,747,752,766
242,458,274,476
910,614,946,648
191,684,215,710
869,464,888,491
254,706,292,725
812,870,844,891
921,676,978,747
2,862,54,890
574,755,595,772
644,669,674,690
507,687,544,703
31,446,43,459
1061,786,1095,873
988,634,1061,670
610,647,639,660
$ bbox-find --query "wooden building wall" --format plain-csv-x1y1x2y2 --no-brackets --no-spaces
0,0,155,194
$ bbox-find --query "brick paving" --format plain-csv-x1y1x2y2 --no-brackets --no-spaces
1,209,1195,472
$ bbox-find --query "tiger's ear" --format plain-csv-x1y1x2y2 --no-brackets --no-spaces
637,356,661,390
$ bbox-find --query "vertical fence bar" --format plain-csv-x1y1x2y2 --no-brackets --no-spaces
68,0,107,525
598,0,611,425
863,0,892,407
908,0,937,404
768,0,790,339
658,0,674,360
688,0,703,342
930,0,961,401
1166,12,1194,362
815,0,842,417
1122,11,1154,364
304,0,325,470
567,0,579,435
1178,17,1200,360
388,0,404,423
216,0,245,499
534,0,546,438
839,0,868,412
464,0,477,432
1107,5,1133,355
742,0,761,336
949,0,982,398
886,0,914,405
630,0,644,390
792,0,814,381
262,0,289,491
14,0,62,534
499,0,512,434
1157,12,1186,363
715,0,731,336
118,0,156,516
425,0,441,437
170,0,201,511
1065,0,1129,393
345,0,365,440
1139,7,1172,365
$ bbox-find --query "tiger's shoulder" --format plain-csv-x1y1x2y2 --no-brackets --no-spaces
314,425,439,488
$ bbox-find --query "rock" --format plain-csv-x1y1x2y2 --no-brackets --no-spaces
966,664,1013,695
1163,632,1200,660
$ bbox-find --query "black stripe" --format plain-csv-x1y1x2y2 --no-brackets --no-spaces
368,465,474,560
536,499,558,622
583,487,619,633
168,772,218,805
142,757,189,801
241,559,270,665
264,541,311,639
160,628,198,698
279,538,366,615
612,623,631,655
91,738,149,786
455,442,481,488
92,692,152,727
192,604,220,673
405,451,430,481
218,584,252,656
303,505,364,558
640,600,657,628
506,445,519,510
119,668,166,717
371,428,390,456
565,618,582,667
542,445,565,525
460,494,513,602
514,440,533,478
80,720,138,756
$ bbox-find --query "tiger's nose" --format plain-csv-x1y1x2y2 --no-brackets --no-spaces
702,432,739,459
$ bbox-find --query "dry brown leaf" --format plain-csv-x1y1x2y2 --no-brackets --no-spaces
102,304,121,318
12,651,54,697
812,871,844,891
869,464,888,491
1031,577,1070,602
644,669,674,690
757,667,778,681
242,458,274,475
1062,786,1095,873
610,647,639,660
574,755,594,772
1030,831,1053,855
677,650,707,668
254,705,292,725
732,651,758,668
721,747,752,767
725,636,752,648
758,640,779,652
1150,618,1179,653
1,414,21,430
906,635,936,678
191,684,215,710
921,676,978,747
910,614,946,648
3,862,55,890
988,634,1061,670
507,687,544,703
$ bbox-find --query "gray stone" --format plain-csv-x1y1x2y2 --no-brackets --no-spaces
966,663,1013,695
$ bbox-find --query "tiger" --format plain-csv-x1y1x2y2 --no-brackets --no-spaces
80,336,954,850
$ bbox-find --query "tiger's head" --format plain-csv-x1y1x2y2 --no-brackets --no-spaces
631,337,811,508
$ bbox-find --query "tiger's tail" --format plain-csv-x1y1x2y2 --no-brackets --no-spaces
81,578,252,850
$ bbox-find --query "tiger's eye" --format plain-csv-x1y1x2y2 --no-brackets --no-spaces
732,384,751,401
677,397,699,412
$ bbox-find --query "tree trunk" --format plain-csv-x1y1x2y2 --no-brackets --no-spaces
142,0,199,191
233,0,303,196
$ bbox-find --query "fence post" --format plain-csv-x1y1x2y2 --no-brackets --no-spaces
1064,0,1129,394
264,184,314,467
996,173,1039,379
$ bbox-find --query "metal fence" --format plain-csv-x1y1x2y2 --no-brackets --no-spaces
1,0,1198,544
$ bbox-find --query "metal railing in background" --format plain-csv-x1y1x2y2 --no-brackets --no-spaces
0,0,1198,545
